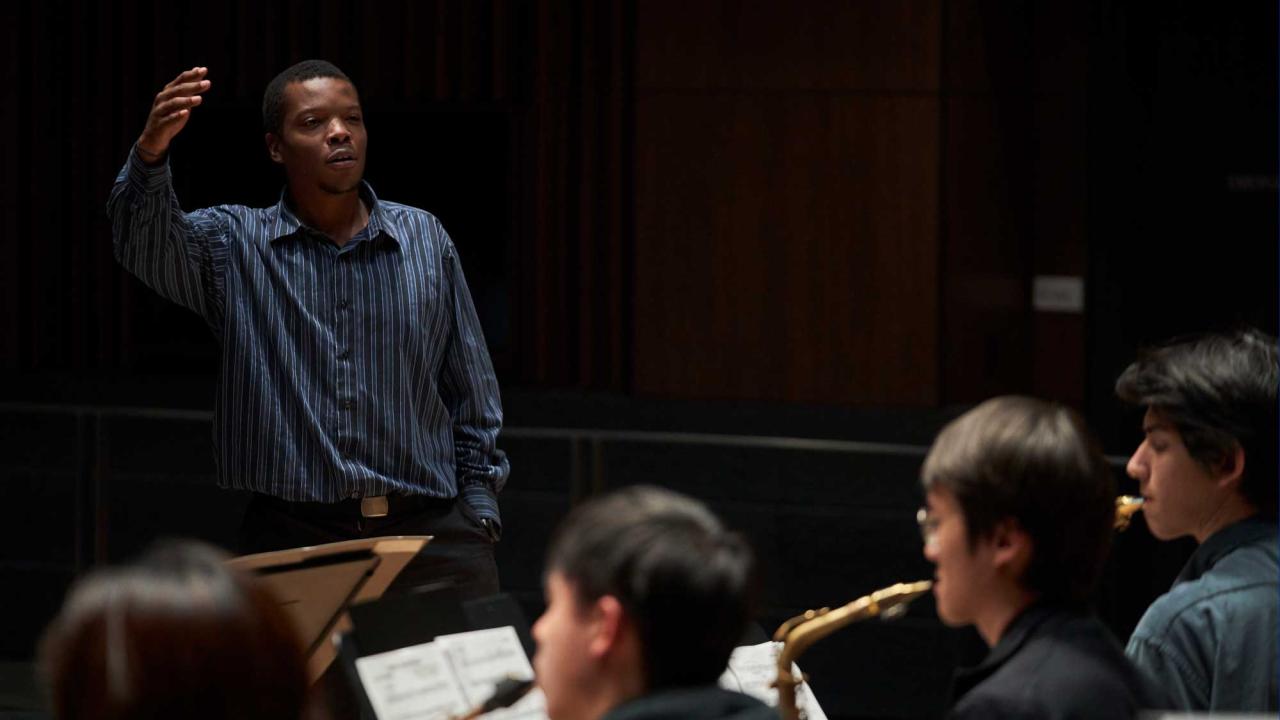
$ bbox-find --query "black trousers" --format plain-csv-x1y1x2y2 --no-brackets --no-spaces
237,493,499,600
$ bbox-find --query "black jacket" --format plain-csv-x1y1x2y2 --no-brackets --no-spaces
603,686,780,720
948,604,1154,720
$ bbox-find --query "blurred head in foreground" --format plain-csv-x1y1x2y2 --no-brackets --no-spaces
40,540,308,720
532,485,759,720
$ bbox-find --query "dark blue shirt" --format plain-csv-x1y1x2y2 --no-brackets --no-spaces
108,147,509,522
1126,516,1278,712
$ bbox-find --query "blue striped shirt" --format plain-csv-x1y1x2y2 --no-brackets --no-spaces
108,146,509,522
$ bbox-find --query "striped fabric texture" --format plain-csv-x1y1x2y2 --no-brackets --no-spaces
108,147,509,522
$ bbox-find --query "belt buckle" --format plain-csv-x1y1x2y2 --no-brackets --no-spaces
360,495,389,518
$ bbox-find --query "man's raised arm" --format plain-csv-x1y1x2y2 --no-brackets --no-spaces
107,66,227,325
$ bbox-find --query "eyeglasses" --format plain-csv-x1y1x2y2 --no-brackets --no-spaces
916,507,939,544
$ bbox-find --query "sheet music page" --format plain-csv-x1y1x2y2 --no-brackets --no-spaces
720,642,829,720
435,627,547,719
355,642,471,720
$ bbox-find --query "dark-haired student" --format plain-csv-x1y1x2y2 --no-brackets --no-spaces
108,60,508,598
40,541,309,720
919,396,1155,719
532,485,778,720
1116,329,1279,712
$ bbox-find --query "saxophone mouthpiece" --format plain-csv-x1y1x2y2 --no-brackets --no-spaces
1114,495,1144,531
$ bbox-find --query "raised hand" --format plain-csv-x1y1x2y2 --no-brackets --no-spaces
136,67,211,164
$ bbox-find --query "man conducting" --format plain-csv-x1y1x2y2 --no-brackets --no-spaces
108,61,509,598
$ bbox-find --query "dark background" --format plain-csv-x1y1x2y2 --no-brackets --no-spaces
0,1,1275,718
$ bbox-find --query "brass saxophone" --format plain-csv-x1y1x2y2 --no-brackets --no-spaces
772,581,932,720
1114,495,1144,531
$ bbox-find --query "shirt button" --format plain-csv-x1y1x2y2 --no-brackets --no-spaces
339,350,350,360
338,300,349,309
343,400,354,410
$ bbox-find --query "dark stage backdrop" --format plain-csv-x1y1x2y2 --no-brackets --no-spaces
0,2,1276,719
1,0,1274,410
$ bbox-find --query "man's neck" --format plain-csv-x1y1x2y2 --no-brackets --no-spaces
289,185,368,247
975,587,1038,648
584,663,647,720
1194,495,1258,544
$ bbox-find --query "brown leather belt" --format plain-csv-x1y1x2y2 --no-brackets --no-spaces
257,492,452,519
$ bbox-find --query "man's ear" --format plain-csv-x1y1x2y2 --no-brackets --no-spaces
266,132,283,164
990,517,1033,579
587,595,626,660
1213,444,1247,492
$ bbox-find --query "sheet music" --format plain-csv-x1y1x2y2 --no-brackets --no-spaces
356,626,548,720
720,642,829,720
436,627,547,719
357,631,812,720
356,642,470,720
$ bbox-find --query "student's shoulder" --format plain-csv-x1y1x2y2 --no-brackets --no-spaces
1134,561,1273,645
980,616,1142,717
950,689,1039,720
604,686,779,720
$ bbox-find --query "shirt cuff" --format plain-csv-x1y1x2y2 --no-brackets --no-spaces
460,484,501,527
128,144,172,193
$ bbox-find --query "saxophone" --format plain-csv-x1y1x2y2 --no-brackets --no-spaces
772,581,933,720
771,496,1145,720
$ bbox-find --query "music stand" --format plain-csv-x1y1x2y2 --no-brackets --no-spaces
227,536,429,682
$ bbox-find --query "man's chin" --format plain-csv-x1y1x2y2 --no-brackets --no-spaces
1144,514,1188,542
318,185,360,198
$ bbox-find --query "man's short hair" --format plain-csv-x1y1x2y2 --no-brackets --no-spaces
1115,328,1278,518
262,59,354,135
545,485,757,691
921,396,1116,607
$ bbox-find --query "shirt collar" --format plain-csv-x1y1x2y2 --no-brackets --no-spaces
968,603,1054,672
1177,515,1278,584
270,181,399,246
950,601,1073,699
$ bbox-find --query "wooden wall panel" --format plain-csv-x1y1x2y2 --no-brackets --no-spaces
939,1,1091,407
1029,3,1089,407
940,95,1034,402
634,1,943,405
637,0,940,91
635,94,939,404
944,0,1035,93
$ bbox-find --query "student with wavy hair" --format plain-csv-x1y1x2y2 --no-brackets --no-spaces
1116,329,1278,712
